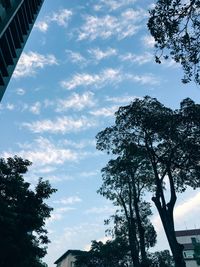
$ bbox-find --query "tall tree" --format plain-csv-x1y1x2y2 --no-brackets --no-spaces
98,154,156,267
0,156,56,267
148,0,200,84
96,96,200,267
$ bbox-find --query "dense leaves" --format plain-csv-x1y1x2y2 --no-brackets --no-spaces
75,238,130,267
0,156,56,267
150,250,174,267
148,0,200,84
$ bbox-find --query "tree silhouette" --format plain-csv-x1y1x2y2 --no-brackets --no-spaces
96,96,200,267
0,156,56,267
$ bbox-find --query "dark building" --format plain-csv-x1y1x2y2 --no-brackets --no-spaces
0,0,44,101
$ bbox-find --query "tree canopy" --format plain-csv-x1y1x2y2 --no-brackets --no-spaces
148,0,200,84
0,156,56,267
96,96,200,267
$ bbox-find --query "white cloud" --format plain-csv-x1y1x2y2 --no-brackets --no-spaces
61,68,122,90
51,9,73,26
90,106,118,117
63,139,95,149
142,35,156,48
22,116,96,134
0,103,15,111
54,196,82,205
35,21,49,32
65,50,87,64
13,52,58,78
120,52,153,65
152,191,200,232
127,73,160,85
29,102,41,115
56,92,96,112
80,170,99,177
78,9,147,40
6,103,15,111
48,206,75,223
94,0,136,11
61,69,159,90
35,9,72,32
105,95,139,104
2,137,78,166
88,47,117,61
174,192,200,220
85,205,115,214
16,88,26,95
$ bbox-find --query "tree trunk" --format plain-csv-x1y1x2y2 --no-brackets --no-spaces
133,197,148,267
152,197,186,267
128,218,140,267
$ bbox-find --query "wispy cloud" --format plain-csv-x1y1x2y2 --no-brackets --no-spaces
105,95,140,104
78,8,147,40
54,196,82,205
61,69,159,90
90,106,118,117
65,50,87,65
29,102,41,115
22,116,96,134
56,91,96,112
13,52,58,78
141,35,155,48
61,68,122,90
126,73,160,85
35,9,73,32
2,137,78,166
16,88,26,96
88,47,117,61
48,206,75,223
63,139,95,149
94,0,136,11
152,191,200,232
85,205,115,215
120,52,153,65
35,21,49,32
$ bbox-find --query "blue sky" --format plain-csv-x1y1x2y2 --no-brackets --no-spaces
1,0,200,266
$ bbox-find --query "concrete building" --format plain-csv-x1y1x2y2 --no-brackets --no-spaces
54,250,85,267
0,0,44,101
176,229,200,267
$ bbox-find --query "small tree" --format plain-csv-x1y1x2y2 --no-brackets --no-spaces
75,238,130,267
96,96,200,267
193,241,200,265
0,156,56,267
149,250,174,267
148,0,200,84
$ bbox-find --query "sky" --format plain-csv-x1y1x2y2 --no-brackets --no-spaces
1,0,200,266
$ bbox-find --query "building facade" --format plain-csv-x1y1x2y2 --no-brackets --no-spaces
54,250,85,267
0,0,44,101
176,229,200,267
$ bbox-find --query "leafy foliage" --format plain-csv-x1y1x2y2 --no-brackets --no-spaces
75,238,130,267
149,250,174,267
193,242,200,265
148,0,200,84
0,156,56,267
